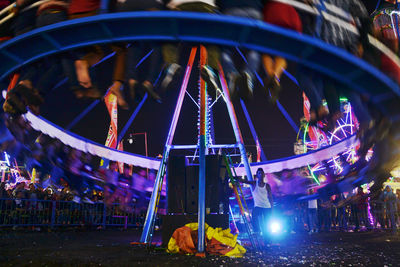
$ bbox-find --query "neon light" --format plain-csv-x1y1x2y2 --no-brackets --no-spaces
4,152,9,166
303,123,309,154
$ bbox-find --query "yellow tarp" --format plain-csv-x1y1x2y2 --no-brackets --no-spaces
167,223,246,258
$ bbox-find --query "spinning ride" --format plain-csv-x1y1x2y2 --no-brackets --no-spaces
1,7,400,251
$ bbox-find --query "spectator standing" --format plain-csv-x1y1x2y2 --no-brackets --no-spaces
383,185,397,234
307,190,318,233
354,187,372,231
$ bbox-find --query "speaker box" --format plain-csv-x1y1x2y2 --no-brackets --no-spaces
167,156,187,213
168,155,227,214
185,155,224,214
185,165,198,213
205,154,222,213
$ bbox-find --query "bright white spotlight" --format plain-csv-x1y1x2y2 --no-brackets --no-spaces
2,90,7,99
127,134,134,144
269,221,282,234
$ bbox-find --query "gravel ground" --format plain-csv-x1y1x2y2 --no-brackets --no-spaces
0,228,399,266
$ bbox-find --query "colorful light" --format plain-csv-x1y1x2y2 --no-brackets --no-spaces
4,152,9,166
269,221,282,234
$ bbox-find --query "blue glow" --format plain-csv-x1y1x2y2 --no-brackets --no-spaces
269,221,282,234
265,217,286,237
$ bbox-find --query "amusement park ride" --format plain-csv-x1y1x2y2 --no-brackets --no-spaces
1,0,400,253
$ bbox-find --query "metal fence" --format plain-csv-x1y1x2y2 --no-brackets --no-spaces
0,198,157,228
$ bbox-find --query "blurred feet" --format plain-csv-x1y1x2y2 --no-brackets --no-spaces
142,81,162,103
73,86,102,99
128,79,161,104
3,82,44,115
161,63,181,90
266,76,281,104
110,81,129,109
200,65,220,96
237,71,254,101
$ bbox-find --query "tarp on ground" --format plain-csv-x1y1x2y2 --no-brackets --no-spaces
167,223,246,258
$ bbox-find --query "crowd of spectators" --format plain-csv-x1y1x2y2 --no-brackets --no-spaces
292,185,400,234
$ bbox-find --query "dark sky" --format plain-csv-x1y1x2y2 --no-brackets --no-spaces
39,1,379,161
41,47,302,161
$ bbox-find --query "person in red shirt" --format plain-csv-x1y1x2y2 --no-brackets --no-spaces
68,0,103,100
261,0,302,103
69,0,100,18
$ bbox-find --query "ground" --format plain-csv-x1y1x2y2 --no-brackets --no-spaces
1,228,399,266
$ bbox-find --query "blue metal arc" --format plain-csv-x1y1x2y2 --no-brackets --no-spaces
0,11,399,105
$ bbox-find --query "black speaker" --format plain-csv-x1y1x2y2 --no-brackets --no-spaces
205,155,222,213
167,156,187,213
185,164,198,213
185,155,225,214
168,155,227,214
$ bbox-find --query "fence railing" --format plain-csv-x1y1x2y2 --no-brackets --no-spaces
0,198,158,228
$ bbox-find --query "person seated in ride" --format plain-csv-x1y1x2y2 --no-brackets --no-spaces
107,0,164,108
372,9,400,85
3,0,70,116
261,0,302,103
68,0,103,100
314,0,373,134
216,0,264,101
162,0,222,96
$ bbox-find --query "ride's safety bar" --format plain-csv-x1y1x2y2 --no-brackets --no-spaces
0,0,51,25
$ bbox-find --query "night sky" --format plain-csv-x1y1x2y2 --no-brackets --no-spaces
38,1,379,161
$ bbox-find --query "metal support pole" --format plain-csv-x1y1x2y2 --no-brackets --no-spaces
198,45,207,253
229,204,239,234
140,47,198,243
218,65,254,182
239,100,267,162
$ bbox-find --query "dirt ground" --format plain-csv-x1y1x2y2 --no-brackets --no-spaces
1,228,399,267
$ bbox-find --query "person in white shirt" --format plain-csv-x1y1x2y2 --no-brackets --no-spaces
239,167,273,235
307,188,318,233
